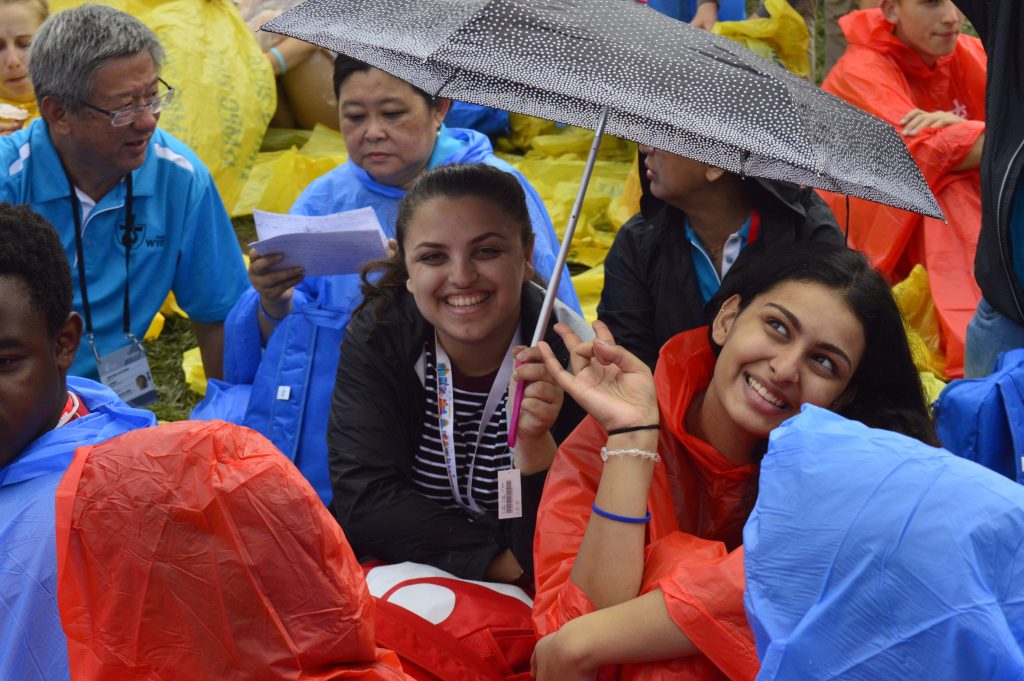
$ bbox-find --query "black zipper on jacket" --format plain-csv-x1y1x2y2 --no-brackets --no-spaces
996,138,1024,320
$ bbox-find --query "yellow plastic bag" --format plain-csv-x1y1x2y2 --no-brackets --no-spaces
571,263,604,325
232,124,348,216
143,312,164,341
182,346,207,396
918,371,947,407
892,265,948,382
497,114,636,162
608,154,643,229
498,154,633,268
498,114,560,154
142,292,189,341
160,291,188,319
51,0,276,212
713,0,810,78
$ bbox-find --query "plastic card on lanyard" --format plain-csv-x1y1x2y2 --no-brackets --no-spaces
63,166,158,407
433,328,520,517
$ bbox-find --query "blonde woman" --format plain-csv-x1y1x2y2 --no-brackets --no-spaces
0,0,46,134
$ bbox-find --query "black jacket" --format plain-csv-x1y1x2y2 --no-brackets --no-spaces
327,283,586,581
598,168,842,370
956,0,1024,324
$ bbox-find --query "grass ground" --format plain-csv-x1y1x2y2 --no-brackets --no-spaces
144,314,202,422
143,214,254,422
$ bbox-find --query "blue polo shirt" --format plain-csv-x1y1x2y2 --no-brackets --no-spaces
0,120,248,378
686,212,756,305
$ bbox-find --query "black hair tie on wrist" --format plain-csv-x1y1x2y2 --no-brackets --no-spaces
607,424,660,436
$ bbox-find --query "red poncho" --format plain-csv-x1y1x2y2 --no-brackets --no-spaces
55,420,409,680
533,329,760,680
820,8,986,378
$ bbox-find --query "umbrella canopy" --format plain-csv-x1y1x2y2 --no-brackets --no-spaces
263,0,942,219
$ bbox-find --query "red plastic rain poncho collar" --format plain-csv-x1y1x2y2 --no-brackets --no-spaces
840,8,960,78
55,420,409,681
533,328,760,680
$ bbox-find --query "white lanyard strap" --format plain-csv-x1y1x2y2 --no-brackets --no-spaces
434,329,520,516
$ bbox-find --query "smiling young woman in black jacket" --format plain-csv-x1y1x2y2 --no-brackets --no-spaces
326,164,587,584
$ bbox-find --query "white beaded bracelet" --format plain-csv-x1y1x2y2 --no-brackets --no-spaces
600,447,661,463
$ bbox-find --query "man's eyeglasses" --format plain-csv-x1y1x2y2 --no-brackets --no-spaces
80,77,175,127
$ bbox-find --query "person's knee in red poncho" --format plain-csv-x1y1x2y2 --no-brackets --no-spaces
530,242,938,680
820,0,986,378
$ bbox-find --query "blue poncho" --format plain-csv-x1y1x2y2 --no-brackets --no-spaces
745,406,1024,680
0,377,155,681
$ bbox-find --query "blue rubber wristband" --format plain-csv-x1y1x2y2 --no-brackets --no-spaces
269,47,287,75
259,297,285,323
591,502,651,524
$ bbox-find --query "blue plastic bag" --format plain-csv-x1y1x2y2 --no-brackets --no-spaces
745,406,1024,680
646,0,745,22
444,102,510,137
934,347,1024,484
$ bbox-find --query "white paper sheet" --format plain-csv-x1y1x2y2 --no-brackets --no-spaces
250,207,388,276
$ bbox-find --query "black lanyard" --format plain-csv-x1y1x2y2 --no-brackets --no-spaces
63,167,135,348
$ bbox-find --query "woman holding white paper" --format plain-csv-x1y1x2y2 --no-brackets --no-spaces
195,55,577,507
328,163,586,583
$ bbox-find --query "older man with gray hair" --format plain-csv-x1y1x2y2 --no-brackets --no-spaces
0,4,247,403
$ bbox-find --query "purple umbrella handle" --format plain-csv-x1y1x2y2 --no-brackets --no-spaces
510,106,610,450
507,362,528,449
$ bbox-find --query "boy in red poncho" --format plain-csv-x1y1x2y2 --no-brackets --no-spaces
820,0,986,378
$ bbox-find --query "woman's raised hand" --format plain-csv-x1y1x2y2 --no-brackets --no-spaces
511,345,565,439
248,248,304,320
509,345,566,475
537,320,659,433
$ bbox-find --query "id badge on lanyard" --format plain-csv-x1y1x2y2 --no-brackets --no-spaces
93,335,158,407
434,329,522,519
66,168,158,408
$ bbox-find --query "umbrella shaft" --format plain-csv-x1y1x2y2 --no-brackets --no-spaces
530,105,610,346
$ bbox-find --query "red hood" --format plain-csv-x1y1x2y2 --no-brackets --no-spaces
655,327,759,491
840,8,957,79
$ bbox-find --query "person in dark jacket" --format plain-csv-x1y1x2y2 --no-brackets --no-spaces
598,146,843,371
327,164,587,584
959,0,1024,378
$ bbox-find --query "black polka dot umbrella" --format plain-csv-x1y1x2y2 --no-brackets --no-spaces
262,0,943,427
263,0,941,218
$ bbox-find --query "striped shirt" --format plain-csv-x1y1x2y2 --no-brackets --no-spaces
413,340,513,514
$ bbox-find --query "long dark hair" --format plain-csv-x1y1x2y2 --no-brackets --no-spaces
356,163,534,323
708,241,937,445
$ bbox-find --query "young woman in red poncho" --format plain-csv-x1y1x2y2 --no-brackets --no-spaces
528,242,937,680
